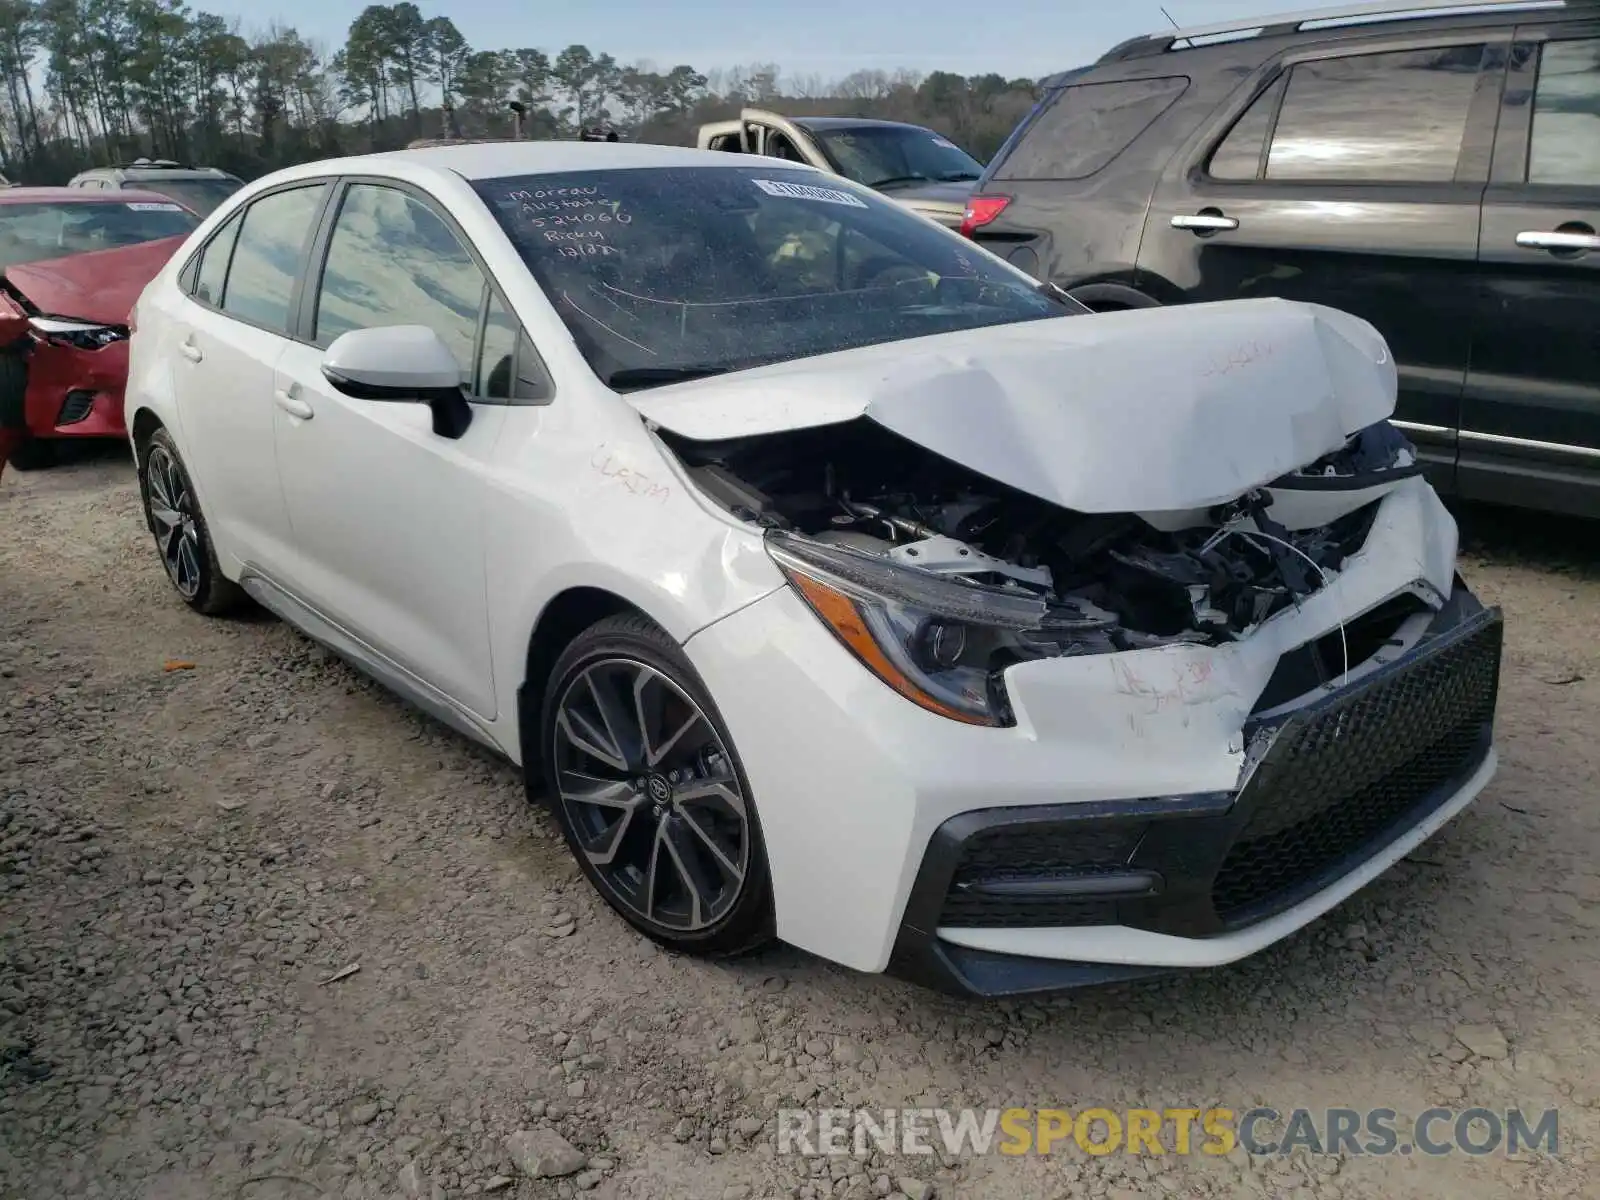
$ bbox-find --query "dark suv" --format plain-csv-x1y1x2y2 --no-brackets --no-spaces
962,0,1600,518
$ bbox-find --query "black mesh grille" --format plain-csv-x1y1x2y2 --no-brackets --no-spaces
939,823,1144,927
56,390,95,425
922,610,1501,935
1211,615,1501,922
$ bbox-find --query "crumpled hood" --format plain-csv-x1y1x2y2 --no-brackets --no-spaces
3,236,186,326
631,298,1398,514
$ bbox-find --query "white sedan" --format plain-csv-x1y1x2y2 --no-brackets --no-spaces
124,142,1502,997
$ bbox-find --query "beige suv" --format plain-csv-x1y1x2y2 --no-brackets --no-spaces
67,160,243,215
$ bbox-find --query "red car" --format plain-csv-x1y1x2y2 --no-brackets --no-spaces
0,188,201,471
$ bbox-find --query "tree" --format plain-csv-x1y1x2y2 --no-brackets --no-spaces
455,49,511,132
551,43,616,130
510,47,549,108
424,16,467,136
0,0,1038,182
0,0,44,160
342,5,397,125
385,1,430,128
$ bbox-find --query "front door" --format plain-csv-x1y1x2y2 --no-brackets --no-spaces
271,180,505,718
1138,37,1509,489
1463,26,1600,515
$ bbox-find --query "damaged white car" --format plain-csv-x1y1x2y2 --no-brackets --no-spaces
125,143,1503,997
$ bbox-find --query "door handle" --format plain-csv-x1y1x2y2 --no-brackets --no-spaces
179,340,202,363
1172,212,1240,233
273,389,314,420
1516,229,1600,253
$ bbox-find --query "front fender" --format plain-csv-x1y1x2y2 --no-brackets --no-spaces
480,406,786,758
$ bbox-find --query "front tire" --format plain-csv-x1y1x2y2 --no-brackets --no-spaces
138,428,242,615
5,435,56,472
538,613,775,957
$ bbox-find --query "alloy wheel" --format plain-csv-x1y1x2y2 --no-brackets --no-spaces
551,658,751,932
144,444,202,600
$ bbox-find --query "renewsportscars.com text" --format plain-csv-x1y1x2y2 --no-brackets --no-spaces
776,1107,1560,1158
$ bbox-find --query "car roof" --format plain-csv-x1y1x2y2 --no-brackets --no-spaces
1077,0,1593,79
118,168,234,180
790,116,928,133
74,164,234,179
368,140,811,180
0,186,193,206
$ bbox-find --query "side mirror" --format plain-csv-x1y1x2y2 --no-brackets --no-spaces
321,325,472,439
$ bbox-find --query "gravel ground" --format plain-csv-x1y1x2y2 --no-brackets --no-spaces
2,452,1598,1200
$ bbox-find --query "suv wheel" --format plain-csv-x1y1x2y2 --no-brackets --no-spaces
138,428,242,615
538,613,775,957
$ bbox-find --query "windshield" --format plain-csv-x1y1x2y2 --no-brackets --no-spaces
475,166,1070,390
129,177,242,215
0,200,199,269
811,126,984,189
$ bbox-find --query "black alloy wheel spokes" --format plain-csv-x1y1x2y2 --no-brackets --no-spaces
145,445,202,599
552,658,750,932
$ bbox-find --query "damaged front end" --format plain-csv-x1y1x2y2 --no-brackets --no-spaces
664,417,1426,728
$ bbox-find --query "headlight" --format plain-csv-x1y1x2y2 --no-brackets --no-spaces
29,316,128,350
766,530,1117,727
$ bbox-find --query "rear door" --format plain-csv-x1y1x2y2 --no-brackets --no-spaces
698,119,746,153
167,182,331,574
1137,35,1510,489
744,112,833,171
1463,23,1600,516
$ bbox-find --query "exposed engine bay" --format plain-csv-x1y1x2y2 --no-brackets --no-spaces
663,418,1421,652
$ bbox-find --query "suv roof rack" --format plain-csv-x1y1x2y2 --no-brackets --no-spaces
112,157,193,170
1100,0,1576,61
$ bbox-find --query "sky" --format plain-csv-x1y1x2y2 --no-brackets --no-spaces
195,0,1312,83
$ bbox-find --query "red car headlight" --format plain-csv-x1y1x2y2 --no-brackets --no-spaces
29,316,129,351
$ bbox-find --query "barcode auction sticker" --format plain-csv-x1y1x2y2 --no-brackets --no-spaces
751,179,868,209
127,202,183,212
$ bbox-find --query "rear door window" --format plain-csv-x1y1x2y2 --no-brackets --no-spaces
1208,75,1289,180
1213,44,1488,183
1528,37,1600,185
993,77,1189,180
221,184,329,333
193,210,243,307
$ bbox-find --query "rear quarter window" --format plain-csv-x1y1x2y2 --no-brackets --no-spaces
992,76,1189,181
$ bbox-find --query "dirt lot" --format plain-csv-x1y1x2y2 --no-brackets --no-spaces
2,453,1598,1200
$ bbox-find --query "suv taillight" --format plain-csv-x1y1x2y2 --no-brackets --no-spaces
959,195,1011,239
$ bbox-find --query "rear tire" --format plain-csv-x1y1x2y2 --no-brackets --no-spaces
537,612,776,958
137,427,243,615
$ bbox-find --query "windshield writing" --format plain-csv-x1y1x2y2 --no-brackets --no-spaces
474,166,1066,390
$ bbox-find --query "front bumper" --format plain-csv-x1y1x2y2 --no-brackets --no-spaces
890,590,1500,996
11,342,130,440
683,476,1498,993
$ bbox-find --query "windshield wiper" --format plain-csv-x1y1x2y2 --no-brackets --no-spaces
604,365,732,391
937,171,982,182
866,174,932,191
1038,280,1090,312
